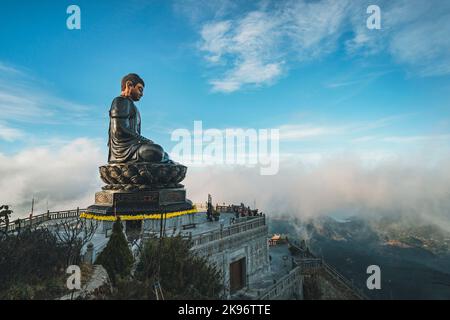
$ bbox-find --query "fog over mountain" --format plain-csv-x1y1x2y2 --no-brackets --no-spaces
2,138,449,235
185,150,450,232
0,138,103,218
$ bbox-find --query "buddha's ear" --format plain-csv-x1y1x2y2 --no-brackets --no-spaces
122,80,134,96
125,80,134,90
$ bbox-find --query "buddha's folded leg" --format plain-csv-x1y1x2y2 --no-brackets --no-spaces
138,143,164,162
161,151,172,163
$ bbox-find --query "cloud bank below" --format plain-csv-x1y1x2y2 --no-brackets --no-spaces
0,138,104,218
2,138,449,233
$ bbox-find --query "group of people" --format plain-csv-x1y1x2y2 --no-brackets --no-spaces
231,203,263,218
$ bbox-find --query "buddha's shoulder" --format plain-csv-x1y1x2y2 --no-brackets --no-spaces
111,96,135,109
110,96,134,116
111,96,133,106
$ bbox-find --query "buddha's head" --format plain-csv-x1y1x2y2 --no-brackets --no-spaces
121,73,145,101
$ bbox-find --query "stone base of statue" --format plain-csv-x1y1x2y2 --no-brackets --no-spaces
87,188,193,216
82,162,194,220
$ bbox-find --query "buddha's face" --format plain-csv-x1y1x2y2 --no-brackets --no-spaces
130,83,144,101
123,81,144,101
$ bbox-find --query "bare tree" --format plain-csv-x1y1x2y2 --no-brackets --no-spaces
51,216,99,266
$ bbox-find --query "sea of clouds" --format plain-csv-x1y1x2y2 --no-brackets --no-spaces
2,138,449,232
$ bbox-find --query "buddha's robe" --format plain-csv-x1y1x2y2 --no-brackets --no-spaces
108,96,162,163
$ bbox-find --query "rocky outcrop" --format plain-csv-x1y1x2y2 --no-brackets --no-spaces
59,265,112,300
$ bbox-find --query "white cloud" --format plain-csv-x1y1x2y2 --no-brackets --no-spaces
200,20,232,63
200,9,286,92
0,62,98,125
279,124,338,140
388,14,450,77
383,134,450,143
352,136,377,143
190,0,450,92
198,1,351,92
0,123,25,141
210,59,283,92
348,0,450,77
184,149,450,231
2,135,449,232
277,115,409,141
0,138,104,218
0,62,25,76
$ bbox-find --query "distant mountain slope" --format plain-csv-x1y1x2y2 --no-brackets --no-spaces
269,215,450,299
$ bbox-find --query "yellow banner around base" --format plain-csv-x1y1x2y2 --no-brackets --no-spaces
80,206,198,221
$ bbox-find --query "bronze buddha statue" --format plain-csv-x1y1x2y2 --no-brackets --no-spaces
108,73,170,164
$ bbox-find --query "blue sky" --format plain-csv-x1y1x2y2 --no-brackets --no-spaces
1,0,450,217
0,0,449,158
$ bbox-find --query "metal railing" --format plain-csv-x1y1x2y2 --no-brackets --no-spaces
321,260,369,300
187,215,266,247
259,266,302,300
0,208,84,233
289,242,369,300
297,258,323,271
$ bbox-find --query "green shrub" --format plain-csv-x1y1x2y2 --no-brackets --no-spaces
0,228,68,299
95,218,134,284
134,235,223,299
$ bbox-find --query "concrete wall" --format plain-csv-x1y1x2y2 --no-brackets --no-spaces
191,225,270,298
259,267,303,300
93,215,301,300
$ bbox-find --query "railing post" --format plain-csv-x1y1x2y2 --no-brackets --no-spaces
83,242,94,264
